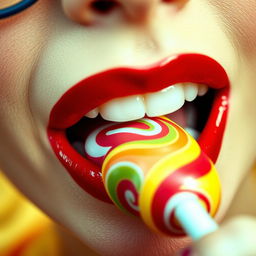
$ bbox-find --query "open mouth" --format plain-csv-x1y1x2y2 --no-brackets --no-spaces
47,53,229,203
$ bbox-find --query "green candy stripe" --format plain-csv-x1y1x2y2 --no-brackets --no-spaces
105,162,144,212
123,119,179,148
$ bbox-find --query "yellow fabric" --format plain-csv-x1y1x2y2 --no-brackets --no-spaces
0,172,60,256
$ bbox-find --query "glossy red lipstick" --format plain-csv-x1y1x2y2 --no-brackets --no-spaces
48,53,229,202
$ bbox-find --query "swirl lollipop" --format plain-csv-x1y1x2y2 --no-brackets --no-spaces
85,116,221,240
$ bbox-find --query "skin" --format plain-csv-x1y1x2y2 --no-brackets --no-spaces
0,0,256,255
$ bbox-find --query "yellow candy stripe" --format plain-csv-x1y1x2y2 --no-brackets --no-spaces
139,136,200,233
100,116,221,235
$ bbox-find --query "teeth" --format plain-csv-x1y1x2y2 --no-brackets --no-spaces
84,83,209,122
145,84,185,117
198,84,208,96
99,95,145,122
184,83,198,102
86,108,99,118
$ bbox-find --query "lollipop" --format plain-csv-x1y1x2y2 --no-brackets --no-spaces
85,116,221,240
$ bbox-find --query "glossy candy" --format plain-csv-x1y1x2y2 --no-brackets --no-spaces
85,116,221,237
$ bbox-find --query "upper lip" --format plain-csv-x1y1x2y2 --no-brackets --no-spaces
48,53,229,130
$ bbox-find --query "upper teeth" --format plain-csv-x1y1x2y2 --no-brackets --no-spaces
85,83,208,122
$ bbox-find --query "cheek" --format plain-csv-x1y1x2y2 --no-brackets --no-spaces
0,2,52,112
0,29,33,106
209,1,256,55
0,2,54,179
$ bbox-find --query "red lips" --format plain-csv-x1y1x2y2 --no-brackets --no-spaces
48,53,229,202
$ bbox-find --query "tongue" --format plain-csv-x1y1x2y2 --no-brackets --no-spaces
165,108,187,128
165,106,199,139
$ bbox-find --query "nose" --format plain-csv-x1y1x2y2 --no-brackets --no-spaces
62,0,187,25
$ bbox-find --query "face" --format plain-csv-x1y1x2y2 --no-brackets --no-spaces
1,0,256,255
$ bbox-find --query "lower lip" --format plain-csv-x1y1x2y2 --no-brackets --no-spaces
47,87,229,203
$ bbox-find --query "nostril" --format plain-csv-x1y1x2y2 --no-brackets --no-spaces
90,0,119,14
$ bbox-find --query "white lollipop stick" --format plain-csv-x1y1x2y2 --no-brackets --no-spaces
172,192,219,240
